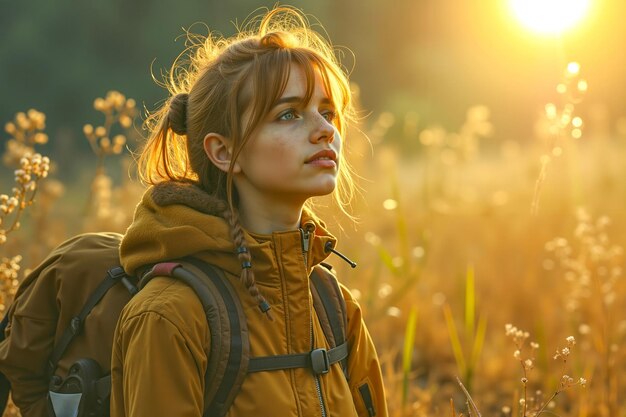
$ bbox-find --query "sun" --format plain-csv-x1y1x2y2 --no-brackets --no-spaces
509,0,591,35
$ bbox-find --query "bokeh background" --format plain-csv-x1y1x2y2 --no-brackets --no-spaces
2,0,626,171
2,0,626,416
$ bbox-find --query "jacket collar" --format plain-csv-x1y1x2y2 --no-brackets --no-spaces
120,181,337,283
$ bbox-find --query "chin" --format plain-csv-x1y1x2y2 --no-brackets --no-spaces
301,177,337,198
308,182,337,197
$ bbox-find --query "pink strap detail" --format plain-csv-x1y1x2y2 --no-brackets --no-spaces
151,262,181,277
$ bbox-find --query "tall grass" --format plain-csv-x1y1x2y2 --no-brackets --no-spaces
2,77,625,416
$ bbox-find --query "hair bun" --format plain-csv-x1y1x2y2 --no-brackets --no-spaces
169,93,189,135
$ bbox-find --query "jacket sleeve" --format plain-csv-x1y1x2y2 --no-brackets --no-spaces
110,310,207,417
340,283,389,417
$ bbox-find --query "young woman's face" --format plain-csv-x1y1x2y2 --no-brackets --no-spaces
234,63,341,206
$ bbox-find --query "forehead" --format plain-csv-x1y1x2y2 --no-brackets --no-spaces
237,54,341,134
280,62,330,100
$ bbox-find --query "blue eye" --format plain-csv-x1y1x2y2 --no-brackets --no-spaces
278,110,297,121
322,110,337,122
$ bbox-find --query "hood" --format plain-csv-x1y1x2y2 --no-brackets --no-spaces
120,181,337,281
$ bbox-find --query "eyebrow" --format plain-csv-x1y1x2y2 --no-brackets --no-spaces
272,96,333,107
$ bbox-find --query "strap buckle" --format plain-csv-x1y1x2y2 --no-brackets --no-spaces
310,348,330,375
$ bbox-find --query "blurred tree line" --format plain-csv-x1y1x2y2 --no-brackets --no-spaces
2,0,626,182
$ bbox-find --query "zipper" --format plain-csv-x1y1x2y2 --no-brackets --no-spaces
301,227,327,417
311,317,328,417
300,227,311,268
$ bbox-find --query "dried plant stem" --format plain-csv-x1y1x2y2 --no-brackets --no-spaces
450,398,456,417
530,156,549,216
4,187,39,234
521,368,528,417
534,391,559,416
456,376,481,417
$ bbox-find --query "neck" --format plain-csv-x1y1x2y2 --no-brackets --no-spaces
236,192,306,235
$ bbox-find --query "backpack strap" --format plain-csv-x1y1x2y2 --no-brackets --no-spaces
141,259,349,417
140,258,249,417
248,264,349,376
309,264,349,379
247,343,349,375
47,267,138,378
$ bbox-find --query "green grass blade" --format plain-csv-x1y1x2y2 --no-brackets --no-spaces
376,245,401,276
443,303,467,376
465,264,475,338
402,306,419,407
470,314,488,367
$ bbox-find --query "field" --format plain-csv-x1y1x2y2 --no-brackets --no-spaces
1,79,624,417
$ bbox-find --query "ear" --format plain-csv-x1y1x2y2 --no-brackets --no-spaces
203,133,242,174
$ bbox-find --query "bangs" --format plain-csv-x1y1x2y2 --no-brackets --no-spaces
237,47,351,144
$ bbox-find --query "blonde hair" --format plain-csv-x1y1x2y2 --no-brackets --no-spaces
138,6,357,318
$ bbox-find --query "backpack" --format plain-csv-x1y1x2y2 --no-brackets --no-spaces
0,232,349,417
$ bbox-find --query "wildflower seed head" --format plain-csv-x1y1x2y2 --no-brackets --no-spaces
566,336,576,345
579,377,587,387
4,122,16,135
94,98,106,111
15,112,28,130
100,137,111,149
34,132,48,144
119,115,132,128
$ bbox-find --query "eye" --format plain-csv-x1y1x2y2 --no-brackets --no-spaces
278,109,298,121
321,110,337,123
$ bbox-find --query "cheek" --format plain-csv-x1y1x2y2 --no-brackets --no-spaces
244,137,299,175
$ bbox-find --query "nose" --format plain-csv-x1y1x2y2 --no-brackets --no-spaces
310,113,335,144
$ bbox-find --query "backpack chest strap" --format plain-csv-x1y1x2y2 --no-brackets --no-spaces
247,342,349,376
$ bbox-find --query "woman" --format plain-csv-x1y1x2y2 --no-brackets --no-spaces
111,7,387,417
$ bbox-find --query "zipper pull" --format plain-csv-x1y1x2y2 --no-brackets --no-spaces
300,228,311,267
300,228,311,253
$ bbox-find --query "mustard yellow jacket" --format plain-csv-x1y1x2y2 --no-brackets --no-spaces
110,183,388,417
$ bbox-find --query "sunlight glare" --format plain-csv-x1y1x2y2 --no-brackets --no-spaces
567,62,581,75
510,0,591,35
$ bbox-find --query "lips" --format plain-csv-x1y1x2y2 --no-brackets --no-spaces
305,149,337,163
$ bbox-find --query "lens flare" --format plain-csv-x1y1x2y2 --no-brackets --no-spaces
510,0,591,35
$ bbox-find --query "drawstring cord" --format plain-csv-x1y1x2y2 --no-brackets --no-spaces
324,241,357,268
